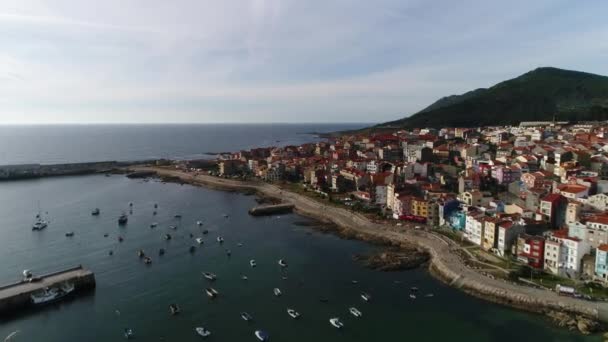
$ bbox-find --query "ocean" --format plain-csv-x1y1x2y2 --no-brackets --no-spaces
0,124,597,341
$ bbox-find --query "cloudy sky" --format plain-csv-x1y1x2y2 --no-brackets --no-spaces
0,0,607,124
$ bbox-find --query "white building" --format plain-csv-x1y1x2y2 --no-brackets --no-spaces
464,214,484,246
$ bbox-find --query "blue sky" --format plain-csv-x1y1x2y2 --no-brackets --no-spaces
0,0,607,124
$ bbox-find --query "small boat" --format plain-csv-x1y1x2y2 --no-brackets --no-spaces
203,272,217,281
278,259,287,267
349,307,362,317
205,287,219,298
169,303,180,315
118,213,128,225
65,231,74,237
150,222,158,228
169,225,177,230
153,211,157,215
287,308,300,319
143,257,152,265
91,208,100,216
223,214,229,218
360,292,371,302
409,294,416,299
237,243,243,247
351,280,359,284
197,221,203,226
226,249,231,256
202,229,209,235
241,311,253,321
425,293,434,298
118,236,124,242
216,236,224,243
32,218,48,231
254,330,269,341
241,275,248,280
164,234,172,240
137,249,145,258
109,250,114,256
273,288,282,297
189,233,194,238
189,246,197,253
154,203,158,209
174,214,182,219
124,328,134,339
129,202,133,207
195,327,211,338
329,317,344,329
159,248,165,256
104,233,109,237
196,238,204,244
250,260,257,267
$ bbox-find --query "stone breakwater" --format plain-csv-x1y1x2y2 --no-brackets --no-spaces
132,166,608,333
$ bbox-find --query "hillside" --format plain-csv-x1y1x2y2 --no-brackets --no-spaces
376,67,608,129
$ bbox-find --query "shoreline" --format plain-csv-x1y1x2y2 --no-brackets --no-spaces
136,166,608,333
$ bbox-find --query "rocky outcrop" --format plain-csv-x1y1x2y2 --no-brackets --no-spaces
547,311,601,335
353,249,430,271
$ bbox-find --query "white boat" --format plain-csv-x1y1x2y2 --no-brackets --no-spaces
197,221,203,226
273,288,282,297
196,238,204,244
240,311,253,321
150,222,158,228
329,317,344,329
254,330,269,341
23,269,32,279
203,272,217,281
32,218,48,231
241,275,248,280
217,236,224,243
169,225,177,230
195,327,211,338
360,292,371,302
250,260,257,267
349,307,362,317
124,328,134,339
409,294,417,299
205,288,219,298
425,293,434,298
237,243,243,247
278,259,287,267
287,308,300,319
30,283,75,305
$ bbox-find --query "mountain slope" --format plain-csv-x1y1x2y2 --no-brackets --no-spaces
378,67,608,128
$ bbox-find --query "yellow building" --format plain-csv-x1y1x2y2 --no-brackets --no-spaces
411,198,428,218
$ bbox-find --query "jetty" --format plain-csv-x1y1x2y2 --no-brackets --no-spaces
0,265,95,316
248,203,295,216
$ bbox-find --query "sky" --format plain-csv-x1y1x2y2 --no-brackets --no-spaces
0,0,607,124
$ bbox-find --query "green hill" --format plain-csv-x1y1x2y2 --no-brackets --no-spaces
376,67,608,129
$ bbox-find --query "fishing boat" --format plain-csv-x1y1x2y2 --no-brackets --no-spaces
30,283,75,305
65,231,74,237
118,213,128,225
124,328,134,339
329,317,344,329
287,308,300,319
360,292,371,302
203,272,217,281
250,259,257,267
349,307,362,317
240,311,253,321
169,303,180,315
278,259,287,267
273,288,282,297
205,288,219,298
254,330,269,341
195,327,211,338
196,238,204,244
32,216,48,231
91,208,100,216
216,236,224,243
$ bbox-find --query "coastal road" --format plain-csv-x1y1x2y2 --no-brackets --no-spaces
135,166,608,323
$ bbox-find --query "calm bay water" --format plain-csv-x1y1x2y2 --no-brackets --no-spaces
0,124,364,165
0,175,596,341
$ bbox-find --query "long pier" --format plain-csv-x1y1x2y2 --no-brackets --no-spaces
0,265,95,316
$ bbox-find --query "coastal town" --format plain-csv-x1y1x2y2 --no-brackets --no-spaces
205,121,608,303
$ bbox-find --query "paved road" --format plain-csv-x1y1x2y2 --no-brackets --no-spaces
140,167,608,321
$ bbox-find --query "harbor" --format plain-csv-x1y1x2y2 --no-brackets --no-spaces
0,265,95,316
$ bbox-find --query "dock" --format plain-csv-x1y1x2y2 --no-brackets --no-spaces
248,203,295,216
0,265,95,316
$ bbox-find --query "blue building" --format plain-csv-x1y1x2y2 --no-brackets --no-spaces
595,244,608,281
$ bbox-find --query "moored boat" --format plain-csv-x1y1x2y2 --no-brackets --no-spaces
273,288,282,297
216,236,224,243
329,317,344,329
164,233,172,240
278,259,287,267
195,327,211,338
205,287,219,298
65,231,74,237
124,328,134,339
349,307,362,317
196,238,204,244
254,330,269,341
91,208,100,216
287,308,300,319
241,311,253,321
30,282,75,305
250,260,257,267
360,292,371,302
197,220,203,226
150,222,158,228
118,213,128,225
169,303,180,315
203,272,217,281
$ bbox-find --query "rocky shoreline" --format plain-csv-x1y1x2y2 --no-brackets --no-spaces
131,167,608,337
353,249,430,272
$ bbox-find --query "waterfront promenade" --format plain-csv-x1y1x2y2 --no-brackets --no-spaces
135,166,608,324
